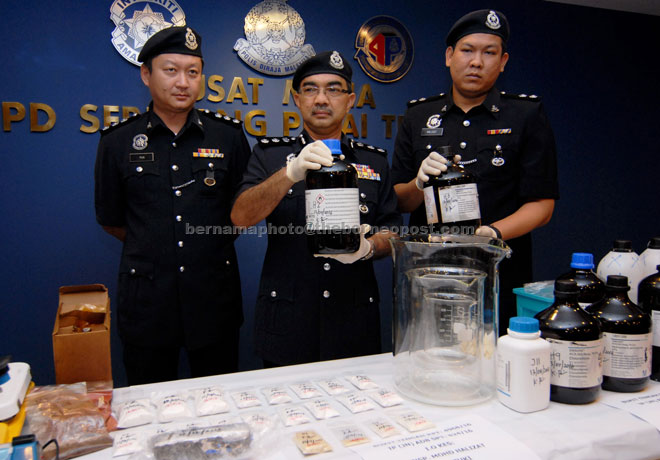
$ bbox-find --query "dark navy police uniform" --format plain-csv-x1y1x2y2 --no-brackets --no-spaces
237,132,402,366
95,106,251,382
392,87,559,334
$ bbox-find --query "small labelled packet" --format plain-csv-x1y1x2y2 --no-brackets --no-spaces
317,377,351,396
368,388,404,407
230,389,263,409
365,416,400,438
152,391,193,423
329,423,371,447
115,398,156,428
261,385,293,405
293,430,333,456
389,409,436,432
193,386,230,416
304,399,340,420
290,382,323,400
278,405,313,427
336,393,376,414
346,374,379,390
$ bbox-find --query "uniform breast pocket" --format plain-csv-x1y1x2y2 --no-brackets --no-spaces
123,161,161,204
474,136,520,182
192,158,229,198
272,183,304,226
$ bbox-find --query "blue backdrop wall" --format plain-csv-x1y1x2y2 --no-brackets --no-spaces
1,0,658,387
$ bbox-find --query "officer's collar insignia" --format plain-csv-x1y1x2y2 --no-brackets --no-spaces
440,105,448,112
491,105,500,113
185,27,198,50
486,11,501,30
132,134,148,150
146,122,153,129
352,163,381,181
426,114,442,129
330,51,344,69
193,148,223,158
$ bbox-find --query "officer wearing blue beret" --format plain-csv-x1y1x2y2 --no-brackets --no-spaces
392,10,559,335
95,26,251,384
232,51,401,367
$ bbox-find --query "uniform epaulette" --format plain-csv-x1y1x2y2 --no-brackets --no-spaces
350,139,387,156
198,108,243,126
407,93,447,108
100,112,141,136
500,91,541,101
258,135,297,146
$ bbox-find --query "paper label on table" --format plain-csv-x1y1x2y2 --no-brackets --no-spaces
351,414,540,460
600,388,660,429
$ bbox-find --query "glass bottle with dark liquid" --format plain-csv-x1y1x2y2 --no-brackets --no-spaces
305,139,360,254
556,252,605,309
638,265,660,381
422,145,481,235
535,279,603,404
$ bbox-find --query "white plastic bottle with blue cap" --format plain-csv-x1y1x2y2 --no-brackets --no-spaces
496,317,551,413
597,240,641,303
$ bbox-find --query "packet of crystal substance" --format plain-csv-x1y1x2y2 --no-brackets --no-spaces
368,388,404,407
289,382,323,399
329,423,371,447
149,422,252,460
193,386,230,416
346,374,379,390
336,392,376,414
317,377,351,396
261,385,293,405
241,411,278,437
389,409,436,432
152,391,193,423
304,398,340,420
113,430,146,457
293,430,333,456
365,416,400,438
115,398,156,428
278,405,313,427
230,389,263,409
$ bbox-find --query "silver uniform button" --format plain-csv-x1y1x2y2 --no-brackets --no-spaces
172,142,177,147
136,166,143,173
179,266,185,272
360,192,367,199
463,120,471,127
323,263,331,271
175,190,182,197
176,215,182,222
178,241,183,247
369,297,374,303
323,290,330,298
208,162,214,168
270,290,277,298
287,189,293,195
226,260,231,265
171,164,179,171
460,142,467,149
130,268,136,275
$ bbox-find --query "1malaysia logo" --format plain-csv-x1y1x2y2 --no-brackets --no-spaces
354,16,414,83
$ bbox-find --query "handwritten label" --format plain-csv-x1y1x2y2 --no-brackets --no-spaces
546,338,603,388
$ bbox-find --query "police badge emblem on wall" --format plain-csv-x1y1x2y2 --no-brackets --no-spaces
110,0,186,66
354,16,414,83
233,0,315,76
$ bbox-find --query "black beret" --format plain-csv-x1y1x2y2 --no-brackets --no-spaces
138,26,203,63
446,9,509,47
292,51,352,91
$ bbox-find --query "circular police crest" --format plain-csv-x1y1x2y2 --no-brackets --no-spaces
110,0,186,66
330,51,344,70
426,115,442,129
132,134,148,150
354,16,414,83
233,0,315,76
486,11,501,30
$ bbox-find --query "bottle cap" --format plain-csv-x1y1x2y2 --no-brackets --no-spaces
647,237,660,250
570,252,594,269
606,274,630,290
612,239,633,252
555,279,578,294
509,316,539,333
321,139,342,155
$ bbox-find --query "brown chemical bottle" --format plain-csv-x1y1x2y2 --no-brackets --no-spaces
637,264,660,381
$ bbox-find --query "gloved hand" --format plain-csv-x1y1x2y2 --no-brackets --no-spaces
285,140,334,183
475,225,501,239
415,152,462,190
314,224,374,264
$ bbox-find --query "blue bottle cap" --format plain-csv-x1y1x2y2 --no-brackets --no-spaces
570,252,594,269
509,316,539,333
321,138,342,155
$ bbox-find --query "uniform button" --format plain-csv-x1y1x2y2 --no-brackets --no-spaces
208,162,214,168
175,190,182,197
171,164,179,171
270,290,277,298
179,266,185,272
463,120,471,127
226,260,231,265
460,142,467,149
360,192,367,199
176,215,182,222
495,144,502,152
369,297,374,303
323,263,331,271
323,290,330,298
178,241,184,247
136,166,143,173
129,268,136,275
172,142,177,147
287,189,293,195
426,144,432,150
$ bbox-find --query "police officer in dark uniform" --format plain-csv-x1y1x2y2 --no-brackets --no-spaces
392,10,559,335
95,26,251,384
231,51,401,367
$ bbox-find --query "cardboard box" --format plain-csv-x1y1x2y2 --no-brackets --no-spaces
52,284,112,384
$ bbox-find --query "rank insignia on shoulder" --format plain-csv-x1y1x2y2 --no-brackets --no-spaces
486,129,511,135
352,163,381,181
193,148,224,158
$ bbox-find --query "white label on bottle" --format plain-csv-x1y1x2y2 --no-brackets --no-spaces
438,183,481,223
423,186,438,224
305,188,360,230
546,338,603,388
602,332,652,378
653,311,660,347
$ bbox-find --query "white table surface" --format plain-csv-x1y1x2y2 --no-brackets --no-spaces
75,353,660,460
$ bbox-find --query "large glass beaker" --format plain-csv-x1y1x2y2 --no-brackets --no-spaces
390,234,511,406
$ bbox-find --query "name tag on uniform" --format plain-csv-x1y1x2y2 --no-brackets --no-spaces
421,127,444,136
352,163,381,181
193,148,224,158
129,152,154,162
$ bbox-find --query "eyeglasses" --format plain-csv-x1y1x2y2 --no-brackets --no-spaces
299,86,350,98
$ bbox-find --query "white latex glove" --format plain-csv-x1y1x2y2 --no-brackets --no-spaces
475,225,501,239
415,152,462,190
285,140,334,183
314,224,373,264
